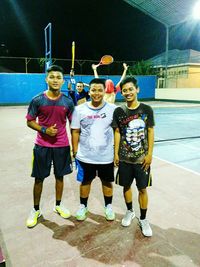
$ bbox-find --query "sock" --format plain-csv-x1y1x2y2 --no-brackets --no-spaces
56,200,61,206
140,208,147,220
34,205,39,211
80,197,88,207
104,196,112,206
126,202,133,211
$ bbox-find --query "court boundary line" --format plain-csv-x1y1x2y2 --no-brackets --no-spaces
152,103,200,108
154,138,200,151
153,155,200,176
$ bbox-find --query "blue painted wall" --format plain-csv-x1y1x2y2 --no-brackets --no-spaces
0,73,156,104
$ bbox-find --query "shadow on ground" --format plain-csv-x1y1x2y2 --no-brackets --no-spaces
40,212,200,266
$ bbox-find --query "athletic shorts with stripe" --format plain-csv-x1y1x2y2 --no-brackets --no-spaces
115,161,152,190
75,159,114,183
31,145,72,180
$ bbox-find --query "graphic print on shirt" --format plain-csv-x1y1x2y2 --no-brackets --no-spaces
126,118,145,152
81,112,111,153
71,102,116,163
121,113,148,159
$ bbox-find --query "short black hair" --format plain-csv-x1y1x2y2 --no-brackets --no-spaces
120,76,138,90
46,65,64,75
89,78,106,88
76,81,84,85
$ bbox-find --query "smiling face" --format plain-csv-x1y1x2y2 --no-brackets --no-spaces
46,71,64,91
89,83,105,106
76,82,84,93
121,82,139,103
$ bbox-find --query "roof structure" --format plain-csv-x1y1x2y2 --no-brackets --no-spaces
149,49,200,67
123,0,198,27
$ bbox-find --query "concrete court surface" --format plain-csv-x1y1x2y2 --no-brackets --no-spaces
0,106,200,267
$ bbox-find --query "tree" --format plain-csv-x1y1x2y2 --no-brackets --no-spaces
128,60,157,75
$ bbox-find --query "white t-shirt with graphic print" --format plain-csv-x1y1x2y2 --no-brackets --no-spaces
71,102,116,164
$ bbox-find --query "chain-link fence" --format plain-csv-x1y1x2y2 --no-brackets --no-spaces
0,56,136,75
2,56,200,88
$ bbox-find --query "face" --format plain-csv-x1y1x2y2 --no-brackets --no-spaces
46,71,64,91
89,83,105,105
121,82,139,102
76,82,84,93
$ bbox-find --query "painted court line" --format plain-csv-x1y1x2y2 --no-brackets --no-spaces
153,155,200,176
155,138,200,151
151,103,200,108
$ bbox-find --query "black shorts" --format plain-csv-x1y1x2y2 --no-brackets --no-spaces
31,145,72,180
116,161,152,190
75,160,114,183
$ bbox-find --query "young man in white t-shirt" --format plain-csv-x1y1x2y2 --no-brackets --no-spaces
71,78,116,221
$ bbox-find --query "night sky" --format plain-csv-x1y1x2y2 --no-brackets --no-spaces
1,0,200,62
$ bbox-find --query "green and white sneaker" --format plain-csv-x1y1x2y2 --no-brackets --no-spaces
26,208,41,228
104,204,115,221
76,204,88,221
54,204,71,219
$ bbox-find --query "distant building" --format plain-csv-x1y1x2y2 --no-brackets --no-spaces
149,49,200,88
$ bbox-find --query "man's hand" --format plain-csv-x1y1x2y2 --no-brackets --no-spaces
70,70,74,77
123,63,129,71
92,64,98,70
73,151,77,158
46,124,58,136
114,154,119,167
142,154,152,171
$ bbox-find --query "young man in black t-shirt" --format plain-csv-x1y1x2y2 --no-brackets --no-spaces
112,76,155,237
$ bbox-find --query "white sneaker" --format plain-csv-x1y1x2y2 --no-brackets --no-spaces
121,210,135,227
76,204,88,221
104,204,115,221
26,208,41,228
138,219,152,237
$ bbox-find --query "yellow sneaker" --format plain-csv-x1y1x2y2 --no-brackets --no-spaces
26,208,41,228
54,204,71,219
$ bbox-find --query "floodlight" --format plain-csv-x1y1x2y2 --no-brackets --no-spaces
193,1,200,19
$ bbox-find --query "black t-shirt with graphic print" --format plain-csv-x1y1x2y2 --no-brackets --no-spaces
112,103,155,163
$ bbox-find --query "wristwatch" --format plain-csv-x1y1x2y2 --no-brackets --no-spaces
41,126,47,134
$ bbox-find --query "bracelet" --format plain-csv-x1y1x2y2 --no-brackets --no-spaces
41,126,47,134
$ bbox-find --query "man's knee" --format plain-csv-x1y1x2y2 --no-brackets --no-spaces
35,178,43,185
101,180,112,188
55,176,64,181
138,188,147,194
123,186,131,193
